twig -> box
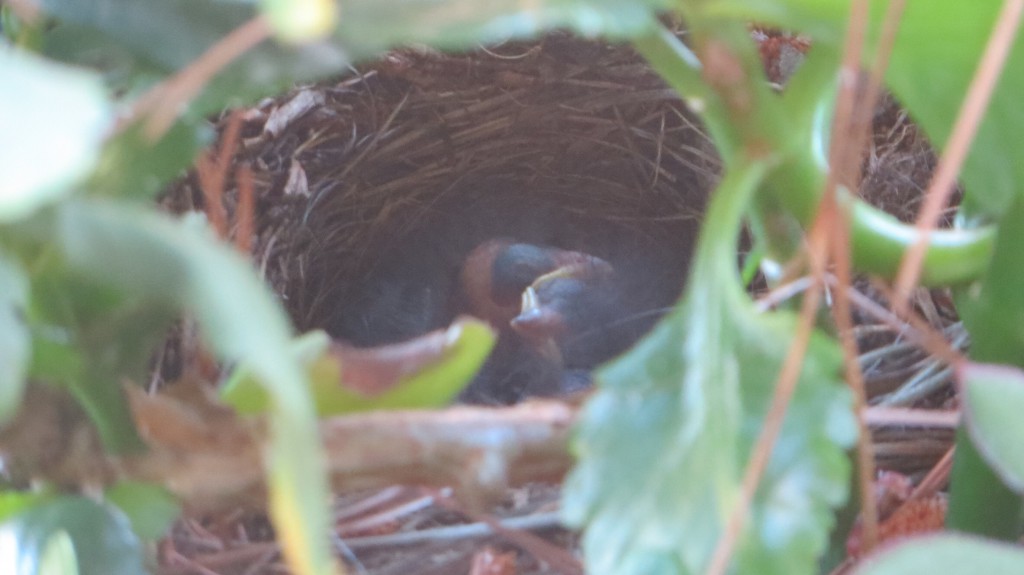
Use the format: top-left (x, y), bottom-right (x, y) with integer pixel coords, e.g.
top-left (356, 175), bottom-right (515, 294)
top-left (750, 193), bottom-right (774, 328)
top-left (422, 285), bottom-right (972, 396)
top-left (336, 492), bottom-right (438, 537)
top-left (909, 446), bottom-right (955, 500)
top-left (433, 491), bottom-right (584, 575)
top-left (235, 164), bottom-right (256, 254)
top-left (194, 155), bottom-right (228, 238)
top-left (868, 280), bottom-right (966, 366)
top-left (129, 16), bottom-right (272, 140)
top-left (864, 407), bottom-right (959, 428)
top-left (118, 393), bottom-right (576, 511)
top-left (159, 511), bottom-right (567, 575)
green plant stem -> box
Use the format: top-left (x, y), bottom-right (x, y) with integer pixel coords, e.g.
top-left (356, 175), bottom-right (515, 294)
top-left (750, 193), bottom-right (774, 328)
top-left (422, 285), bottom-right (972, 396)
top-left (765, 154), bottom-right (996, 286)
top-left (633, 24), bottom-right (995, 286)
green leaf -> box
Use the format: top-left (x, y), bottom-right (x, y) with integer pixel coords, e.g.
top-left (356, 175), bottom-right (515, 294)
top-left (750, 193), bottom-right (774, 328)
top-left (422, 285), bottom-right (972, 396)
top-left (0, 252), bottom-right (31, 424)
top-left (0, 50), bottom-right (110, 223)
top-left (39, 0), bottom-right (349, 117)
top-left (28, 264), bottom-right (170, 453)
top-left (961, 364), bottom-right (1024, 493)
top-left (87, 119), bottom-right (212, 201)
top-left (851, 534), bottom-right (1024, 575)
top-left (222, 320), bottom-right (496, 416)
top-left (334, 0), bottom-right (669, 57)
top-left (105, 481), bottom-right (180, 541)
top-left (53, 199), bottom-right (336, 575)
top-left (884, 1), bottom-right (1024, 219)
top-left (563, 161), bottom-right (855, 575)
top-left (0, 495), bottom-right (146, 575)
top-left (949, 198), bottom-right (1024, 539)
top-left (958, 197), bottom-right (1024, 363)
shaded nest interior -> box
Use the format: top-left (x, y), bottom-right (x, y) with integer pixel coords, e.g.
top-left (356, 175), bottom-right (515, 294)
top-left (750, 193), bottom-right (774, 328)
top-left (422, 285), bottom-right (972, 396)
top-left (167, 34), bottom-right (719, 403)
top-left (160, 32), bottom-right (964, 573)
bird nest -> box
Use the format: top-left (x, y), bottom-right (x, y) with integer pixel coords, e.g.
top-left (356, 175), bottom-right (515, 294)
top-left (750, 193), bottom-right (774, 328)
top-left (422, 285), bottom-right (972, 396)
top-left (166, 33), bottom-right (719, 403)
top-left (161, 30), bottom-right (961, 417)
top-left (156, 31), bottom-right (965, 575)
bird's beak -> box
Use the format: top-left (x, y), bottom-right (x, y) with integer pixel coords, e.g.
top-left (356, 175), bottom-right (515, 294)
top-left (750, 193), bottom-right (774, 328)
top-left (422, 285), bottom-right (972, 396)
top-left (510, 285), bottom-right (565, 364)
top-left (509, 255), bottom-right (615, 364)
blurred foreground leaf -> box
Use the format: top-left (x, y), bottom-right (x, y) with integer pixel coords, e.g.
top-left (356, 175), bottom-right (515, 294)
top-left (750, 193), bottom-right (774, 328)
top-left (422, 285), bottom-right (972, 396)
top-left (105, 481), bottom-right (180, 541)
top-left (28, 266), bottom-right (170, 453)
top-left (39, 0), bottom-right (349, 117)
top-left (335, 0), bottom-right (668, 57)
top-left (564, 162), bottom-right (855, 575)
top-left (961, 364), bottom-right (1024, 493)
top-left (53, 199), bottom-right (336, 575)
top-left (949, 197), bottom-right (1024, 538)
top-left (0, 496), bottom-right (145, 575)
top-left (852, 534), bottom-right (1024, 575)
top-left (0, 253), bottom-right (30, 423)
top-left (88, 119), bottom-right (212, 201)
top-left (0, 50), bottom-right (110, 223)
top-left (959, 197), bottom-right (1024, 364)
top-left (223, 319), bottom-right (496, 416)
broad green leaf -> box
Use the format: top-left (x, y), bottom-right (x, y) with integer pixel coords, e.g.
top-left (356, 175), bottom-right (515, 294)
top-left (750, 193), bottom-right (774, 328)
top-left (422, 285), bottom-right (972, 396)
top-left (334, 0), bottom-right (669, 58)
top-left (958, 197), bottom-right (1024, 364)
top-left (0, 253), bottom-right (30, 423)
top-left (852, 534), bottom-right (1024, 575)
top-left (28, 265), bottom-right (169, 453)
top-left (949, 198), bottom-right (1024, 538)
top-left (564, 162), bottom-right (855, 575)
top-left (39, 0), bottom-right (349, 118)
top-left (961, 364), bottom-right (1024, 493)
top-left (105, 481), bottom-right (180, 541)
top-left (41, 23), bottom-right (168, 96)
top-left (885, 1), bottom-right (1023, 219)
top-left (0, 50), bottom-right (110, 223)
top-left (53, 199), bottom-right (336, 575)
top-left (88, 119), bottom-right (212, 201)
top-left (0, 495), bottom-right (145, 575)
top-left (222, 320), bottom-right (496, 415)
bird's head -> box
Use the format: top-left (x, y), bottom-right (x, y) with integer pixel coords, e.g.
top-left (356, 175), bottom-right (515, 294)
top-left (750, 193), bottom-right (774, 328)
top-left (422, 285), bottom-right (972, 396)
top-left (460, 239), bottom-right (612, 330)
top-left (460, 238), bottom-right (617, 368)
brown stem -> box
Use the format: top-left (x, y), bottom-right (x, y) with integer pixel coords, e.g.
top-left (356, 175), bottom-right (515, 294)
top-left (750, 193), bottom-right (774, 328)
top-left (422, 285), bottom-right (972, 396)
top-left (120, 388), bottom-right (575, 511)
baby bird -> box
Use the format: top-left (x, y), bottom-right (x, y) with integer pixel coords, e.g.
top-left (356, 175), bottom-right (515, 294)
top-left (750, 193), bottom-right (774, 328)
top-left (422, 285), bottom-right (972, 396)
top-left (460, 239), bottom-right (612, 329)
top-left (458, 239), bottom-right (622, 402)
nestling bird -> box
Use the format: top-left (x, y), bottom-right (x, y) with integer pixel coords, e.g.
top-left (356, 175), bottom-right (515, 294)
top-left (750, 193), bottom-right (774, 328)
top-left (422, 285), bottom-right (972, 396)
top-left (331, 233), bottom-right (664, 405)
top-left (457, 238), bottom-right (628, 402)
top-left (460, 238), bottom-right (613, 332)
